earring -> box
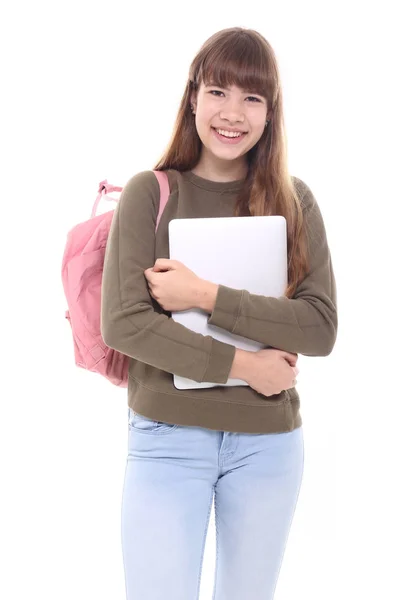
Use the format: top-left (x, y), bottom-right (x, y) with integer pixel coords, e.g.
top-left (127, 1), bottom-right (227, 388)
top-left (191, 104), bottom-right (195, 115)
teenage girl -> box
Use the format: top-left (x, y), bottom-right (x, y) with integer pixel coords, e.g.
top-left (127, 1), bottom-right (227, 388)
top-left (101, 26), bottom-right (337, 600)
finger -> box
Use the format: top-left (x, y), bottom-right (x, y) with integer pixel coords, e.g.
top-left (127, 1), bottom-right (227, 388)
top-left (282, 352), bottom-right (298, 366)
top-left (283, 356), bottom-right (297, 367)
top-left (154, 258), bottom-right (176, 271)
top-left (145, 270), bottom-right (159, 283)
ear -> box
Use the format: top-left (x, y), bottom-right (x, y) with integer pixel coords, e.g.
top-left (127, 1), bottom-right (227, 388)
top-left (190, 91), bottom-right (197, 111)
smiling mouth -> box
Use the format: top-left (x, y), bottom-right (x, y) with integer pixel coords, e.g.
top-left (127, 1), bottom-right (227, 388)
top-left (211, 127), bottom-right (248, 138)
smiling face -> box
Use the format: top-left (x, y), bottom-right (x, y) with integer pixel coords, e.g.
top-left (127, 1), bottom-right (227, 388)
top-left (190, 81), bottom-right (268, 177)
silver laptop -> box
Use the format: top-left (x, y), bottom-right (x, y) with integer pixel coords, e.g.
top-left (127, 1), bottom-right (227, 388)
top-left (168, 216), bottom-right (287, 390)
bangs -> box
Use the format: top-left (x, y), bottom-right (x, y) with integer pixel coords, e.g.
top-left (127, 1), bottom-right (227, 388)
top-left (196, 33), bottom-right (274, 99)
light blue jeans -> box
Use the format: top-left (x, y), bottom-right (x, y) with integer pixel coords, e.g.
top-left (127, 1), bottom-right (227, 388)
top-left (121, 408), bottom-right (304, 600)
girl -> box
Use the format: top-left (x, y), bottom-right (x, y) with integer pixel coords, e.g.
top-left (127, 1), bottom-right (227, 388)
top-left (101, 26), bottom-right (337, 600)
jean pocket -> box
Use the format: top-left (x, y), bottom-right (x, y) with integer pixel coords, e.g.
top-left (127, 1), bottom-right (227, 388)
top-left (128, 408), bottom-right (178, 434)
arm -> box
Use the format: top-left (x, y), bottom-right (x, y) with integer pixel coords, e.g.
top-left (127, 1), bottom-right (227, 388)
top-left (101, 171), bottom-right (236, 383)
top-left (228, 348), bottom-right (254, 381)
top-left (198, 184), bottom-right (337, 357)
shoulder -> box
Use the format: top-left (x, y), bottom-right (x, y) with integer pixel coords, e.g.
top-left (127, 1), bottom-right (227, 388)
top-left (291, 176), bottom-right (329, 245)
top-left (122, 170), bottom-right (161, 197)
top-left (291, 175), bottom-right (326, 236)
top-left (122, 169), bottom-right (176, 202)
top-left (291, 175), bottom-right (317, 213)
top-left (116, 170), bottom-right (165, 217)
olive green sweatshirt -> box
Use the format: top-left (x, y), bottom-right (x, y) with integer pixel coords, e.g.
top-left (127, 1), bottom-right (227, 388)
top-left (101, 169), bottom-right (337, 434)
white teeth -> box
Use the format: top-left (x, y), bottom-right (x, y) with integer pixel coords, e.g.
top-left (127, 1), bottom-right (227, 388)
top-left (215, 128), bottom-right (244, 138)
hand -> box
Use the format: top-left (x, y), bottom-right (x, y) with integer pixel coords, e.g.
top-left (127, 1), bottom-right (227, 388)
top-left (232, 348), bottom-right (299, 397)
top-left (144, 259), bottom-right (203, 312)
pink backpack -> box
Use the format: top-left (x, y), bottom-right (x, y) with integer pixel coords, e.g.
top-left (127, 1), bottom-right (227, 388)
top-left (61, 170), bottom-right (171, 387)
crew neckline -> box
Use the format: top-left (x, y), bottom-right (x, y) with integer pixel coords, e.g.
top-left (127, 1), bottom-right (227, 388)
top-left (180, 170), bottom-right (245, 192)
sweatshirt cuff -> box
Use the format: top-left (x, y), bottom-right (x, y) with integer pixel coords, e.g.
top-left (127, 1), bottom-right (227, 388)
top-left (202, 337), bottom-right (236, 384)
top-left (207, 284), bottom-right (244, 333)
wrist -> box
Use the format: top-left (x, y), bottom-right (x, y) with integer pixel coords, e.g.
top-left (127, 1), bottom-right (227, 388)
top-left (196, 279), bottom-right (219, 313)
top-left (228, 348), bottom-right (253, 381)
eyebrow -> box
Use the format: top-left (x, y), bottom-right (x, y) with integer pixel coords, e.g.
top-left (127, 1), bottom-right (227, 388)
top-left (205, 81), bottom-right (262, 96)
top-left (205, 83), bottom-right (263, 96)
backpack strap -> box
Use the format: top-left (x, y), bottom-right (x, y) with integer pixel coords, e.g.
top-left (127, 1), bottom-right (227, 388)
top-left (91, 172), bottom-right (170, 225)
top-left (153, 170), bottom-right (170, 232)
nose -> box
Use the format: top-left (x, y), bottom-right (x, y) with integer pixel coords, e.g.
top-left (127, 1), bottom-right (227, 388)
top-left (219, 97), bottom-right (245, 124)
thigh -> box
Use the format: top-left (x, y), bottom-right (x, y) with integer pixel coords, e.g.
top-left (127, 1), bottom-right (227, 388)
top-left (121, 409), bottom-right (215, 600)
top-left (213, 426), bottom-right (304, 600)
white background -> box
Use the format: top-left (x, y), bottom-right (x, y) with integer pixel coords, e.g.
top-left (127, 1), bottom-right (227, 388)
top-left (1, 1), bottom-right (399, 598)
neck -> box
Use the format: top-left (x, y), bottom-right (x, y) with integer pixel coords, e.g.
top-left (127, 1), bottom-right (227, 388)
top-left (192, 149), bottom-right (247, 182)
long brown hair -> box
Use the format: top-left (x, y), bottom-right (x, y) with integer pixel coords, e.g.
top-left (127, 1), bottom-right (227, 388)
top-left (153, 27), bottom-right (310, 298)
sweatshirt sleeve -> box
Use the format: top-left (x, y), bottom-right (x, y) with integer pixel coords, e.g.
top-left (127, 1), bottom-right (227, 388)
top-left (206, 182), bottom-right (338, 357)
top-left (100, 170), bottom-right (236, 383)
